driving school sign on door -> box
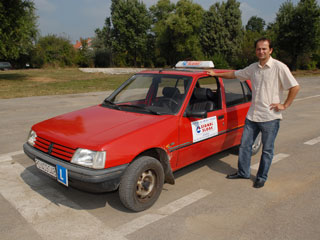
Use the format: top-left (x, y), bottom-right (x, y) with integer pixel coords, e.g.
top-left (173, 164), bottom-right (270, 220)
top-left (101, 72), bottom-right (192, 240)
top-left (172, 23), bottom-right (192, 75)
top-left (191, 116), bottom-right (218, 143)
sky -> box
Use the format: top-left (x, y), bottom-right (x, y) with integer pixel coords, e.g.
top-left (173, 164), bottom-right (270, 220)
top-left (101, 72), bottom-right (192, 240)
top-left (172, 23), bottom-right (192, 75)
top-left (33, 0), bottom-right (317, 43)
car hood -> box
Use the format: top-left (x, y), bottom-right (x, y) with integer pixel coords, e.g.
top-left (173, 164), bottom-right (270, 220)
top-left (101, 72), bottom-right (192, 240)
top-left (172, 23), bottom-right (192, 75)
top-left (33, 105), bottom-right (175, 150)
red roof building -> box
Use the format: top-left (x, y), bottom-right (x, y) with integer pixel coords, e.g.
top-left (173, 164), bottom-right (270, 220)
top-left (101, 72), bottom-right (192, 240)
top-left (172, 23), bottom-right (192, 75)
top-left (73, 38), bottom-right (92, 50)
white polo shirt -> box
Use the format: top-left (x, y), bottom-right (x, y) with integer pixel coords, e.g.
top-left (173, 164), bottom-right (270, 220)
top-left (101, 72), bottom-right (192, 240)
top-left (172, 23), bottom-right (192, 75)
top-left (235, 57), bottom-right (299, 122)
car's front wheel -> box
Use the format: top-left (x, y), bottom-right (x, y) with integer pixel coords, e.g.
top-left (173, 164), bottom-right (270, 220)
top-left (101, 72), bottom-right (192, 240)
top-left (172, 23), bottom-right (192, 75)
top-left (119, 156), bottom-right (164, 212)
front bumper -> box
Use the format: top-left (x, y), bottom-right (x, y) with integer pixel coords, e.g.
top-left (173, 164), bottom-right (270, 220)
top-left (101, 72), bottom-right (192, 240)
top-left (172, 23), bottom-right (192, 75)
top-left (23, 143), bottom-right (128, 193)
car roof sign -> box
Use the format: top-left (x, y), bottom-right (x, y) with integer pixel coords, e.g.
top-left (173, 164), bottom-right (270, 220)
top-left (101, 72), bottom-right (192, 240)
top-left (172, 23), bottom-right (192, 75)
top-left (175, 61), bottom-right (214, 69)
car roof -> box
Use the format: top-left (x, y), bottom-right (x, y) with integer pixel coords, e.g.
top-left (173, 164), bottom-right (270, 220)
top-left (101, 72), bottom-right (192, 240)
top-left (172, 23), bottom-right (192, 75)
top-left (138, 68), bottom-right (234, 77)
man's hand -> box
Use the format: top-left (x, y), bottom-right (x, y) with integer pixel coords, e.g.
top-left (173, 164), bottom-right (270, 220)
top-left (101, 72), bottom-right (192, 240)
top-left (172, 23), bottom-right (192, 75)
top-left (270, 103), bottom-right (286, 112)
top-left (270, 85), bottom-right (300, 112)
top-left (207, 70), bottom-right (216, 76)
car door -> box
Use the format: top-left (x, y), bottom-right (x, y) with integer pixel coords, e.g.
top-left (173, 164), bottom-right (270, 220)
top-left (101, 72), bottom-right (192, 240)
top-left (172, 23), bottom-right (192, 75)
top-left (222, 78), bottom-right (252, 147)
top-left (176, 76), bottom-right (227, 168)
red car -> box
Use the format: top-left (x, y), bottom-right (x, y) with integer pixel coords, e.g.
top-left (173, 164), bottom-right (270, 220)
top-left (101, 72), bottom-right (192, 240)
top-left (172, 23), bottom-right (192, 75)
top-left (24, 61), bottom-right (261, 211)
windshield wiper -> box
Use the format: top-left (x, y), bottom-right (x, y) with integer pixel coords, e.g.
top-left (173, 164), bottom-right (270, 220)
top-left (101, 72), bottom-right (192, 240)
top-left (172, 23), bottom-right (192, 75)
top-left (103, 99), bottom-right (120, 110)
top-left (118, 104), bottom-right (161, 115)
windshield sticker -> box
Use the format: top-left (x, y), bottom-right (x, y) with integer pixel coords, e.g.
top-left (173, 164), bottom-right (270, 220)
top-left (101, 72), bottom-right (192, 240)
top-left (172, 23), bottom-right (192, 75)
top-left (191, 116), bottom-right (218, 143)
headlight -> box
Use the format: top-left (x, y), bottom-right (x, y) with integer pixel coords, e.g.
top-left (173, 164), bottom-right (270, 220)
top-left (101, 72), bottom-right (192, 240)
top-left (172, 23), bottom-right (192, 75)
top-left (27, 130), bottom-right (37, 146)
top-left (71, 149), bottom-right (106, 169)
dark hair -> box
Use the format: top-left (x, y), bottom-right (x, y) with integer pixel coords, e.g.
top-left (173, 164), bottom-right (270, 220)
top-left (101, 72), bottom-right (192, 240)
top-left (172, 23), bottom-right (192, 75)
top-left (254, 37), bottom-right (273, 49)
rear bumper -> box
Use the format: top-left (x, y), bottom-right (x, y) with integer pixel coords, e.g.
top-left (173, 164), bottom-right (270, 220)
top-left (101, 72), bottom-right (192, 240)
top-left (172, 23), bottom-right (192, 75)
top-left (23, 143), bottom-right (128, 193)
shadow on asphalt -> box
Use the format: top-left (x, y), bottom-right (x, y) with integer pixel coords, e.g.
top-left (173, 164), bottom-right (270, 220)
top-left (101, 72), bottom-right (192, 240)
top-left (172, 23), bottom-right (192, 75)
top-left (20, 165), bottom-right (131, 213)
top-left (19, 147), bottom-right (254, 213)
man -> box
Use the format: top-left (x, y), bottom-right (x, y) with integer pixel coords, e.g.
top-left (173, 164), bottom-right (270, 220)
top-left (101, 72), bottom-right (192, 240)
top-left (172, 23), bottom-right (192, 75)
top-left (207, 37), bottom-right (300, 188)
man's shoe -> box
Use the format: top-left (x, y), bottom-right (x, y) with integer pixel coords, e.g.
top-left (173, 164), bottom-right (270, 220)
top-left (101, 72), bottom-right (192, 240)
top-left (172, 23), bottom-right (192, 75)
top-left (253, 179), bottom-right (265, 188)
top-left (226, 172), bottom-right (250, 179)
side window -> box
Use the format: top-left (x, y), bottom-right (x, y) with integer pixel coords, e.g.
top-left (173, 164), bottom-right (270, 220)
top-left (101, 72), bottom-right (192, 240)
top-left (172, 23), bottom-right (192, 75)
top-left (223, 78), bottom-right (251, 107)
top-left (193, 76), bottom-right (222, 110)
top-left (242, 81), bottom-right (252, 101)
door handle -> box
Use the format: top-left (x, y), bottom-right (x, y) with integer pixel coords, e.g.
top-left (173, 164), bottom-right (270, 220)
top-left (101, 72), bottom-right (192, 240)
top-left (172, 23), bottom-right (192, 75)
top-left (218, 115), bottom-right (224, 120)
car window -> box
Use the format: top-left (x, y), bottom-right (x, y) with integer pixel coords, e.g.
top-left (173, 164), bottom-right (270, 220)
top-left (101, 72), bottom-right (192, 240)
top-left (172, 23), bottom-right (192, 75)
top-left (198, 77), bottom-right (218, 90)
top-left (223, 79), bottom-right (251, 107)
top-left (114, 75), bottom-right (152, 103)
top-left (156, 77), bottom-right (188, 98)
top-left (186, 77), bottom-right (222, 112)
top-left (106, 74), bottom-right (192, 115)
top-left (242, 81), bottom-right (252, 101)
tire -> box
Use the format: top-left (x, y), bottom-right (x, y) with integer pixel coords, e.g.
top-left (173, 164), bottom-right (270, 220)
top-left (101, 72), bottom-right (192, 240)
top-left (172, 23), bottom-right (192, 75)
top-left (119, 156), bottom-right (164, 212)
top-left (231, 132), bottom-right (262, 156)
top-left (251, 132), bottom-right (262, 155)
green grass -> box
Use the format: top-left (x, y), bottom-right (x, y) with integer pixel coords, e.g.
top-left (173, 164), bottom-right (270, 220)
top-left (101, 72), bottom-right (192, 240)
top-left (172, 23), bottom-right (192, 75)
top-left (1, 68), bottom-right (319, 99)
top-left (0, 68), bottom-right (131, 99)
top-left (292, 69), bottom-right (320, 77)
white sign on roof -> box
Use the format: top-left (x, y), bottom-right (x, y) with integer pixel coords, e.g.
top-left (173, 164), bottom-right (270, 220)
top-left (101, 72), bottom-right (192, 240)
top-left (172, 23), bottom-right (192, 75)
top-left (175, 61), bottom-right (214, 68)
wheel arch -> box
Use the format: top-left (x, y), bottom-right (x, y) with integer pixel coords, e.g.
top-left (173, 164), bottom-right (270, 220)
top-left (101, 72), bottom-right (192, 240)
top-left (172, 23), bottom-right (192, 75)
top-left (134, 148), bottom-right (175, 185)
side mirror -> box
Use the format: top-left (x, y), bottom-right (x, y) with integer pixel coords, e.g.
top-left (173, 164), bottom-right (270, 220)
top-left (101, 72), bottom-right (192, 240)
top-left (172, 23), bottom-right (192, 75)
top-left (185, 110), bottom-right (207, 118)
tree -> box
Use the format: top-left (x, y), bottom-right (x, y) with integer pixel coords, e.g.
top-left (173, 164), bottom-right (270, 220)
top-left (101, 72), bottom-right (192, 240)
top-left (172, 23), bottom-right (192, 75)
top-left (111, 0), bottom-right (152, 67)
top-left (200, 0), bottom-right (243, 65)
top-left (150, 0), bottom-right (176, 66)
top-left (0, 0), bottom-right (38, 63)
top-left (151, 0), bottom-right (204, 66)
top-left (31, 35), bottom-right (76, 68)
top-left (150, 0), bottom-right (175, 24)
top-left (93, 17), bottom-right (113, 67)
top-left (94, 17), bottom-right (113, 51)
top-left (221, 0), bottom-right (243, 61)
top-left (200, 3), bottom-right (226, 59)
top-left (273, 0), bottom-right (320, 70)
top-left (76, 38), bottom-right (94, 67)
top-left (237, 30), bottom-right (261, 68)
top-left (246, 16), bottom-right (266, 33)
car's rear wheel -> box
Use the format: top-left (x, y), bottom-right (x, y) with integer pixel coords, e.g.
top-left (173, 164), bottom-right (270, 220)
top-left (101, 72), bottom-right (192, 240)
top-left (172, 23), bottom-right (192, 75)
top-left (119, 156), bottom-right (164, 212)
top-left (232, 132), bottom-right (262, 156)
top-left (251, 132), bottom-right (262, 155)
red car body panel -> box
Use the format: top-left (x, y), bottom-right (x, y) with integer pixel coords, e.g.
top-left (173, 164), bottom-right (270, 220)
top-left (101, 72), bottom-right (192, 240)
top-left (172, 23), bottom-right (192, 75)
top-left (33, 105), bottom-right (180, 168)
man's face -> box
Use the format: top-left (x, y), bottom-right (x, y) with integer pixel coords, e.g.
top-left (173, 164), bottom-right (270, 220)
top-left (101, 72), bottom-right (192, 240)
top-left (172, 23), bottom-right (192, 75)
top-left (255, 40), bottom-right (273, 61)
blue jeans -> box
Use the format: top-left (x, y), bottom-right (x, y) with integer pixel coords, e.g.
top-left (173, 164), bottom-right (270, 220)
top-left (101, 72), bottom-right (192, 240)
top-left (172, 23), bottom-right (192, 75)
top-left (238, 118), bottom-right (280, 181)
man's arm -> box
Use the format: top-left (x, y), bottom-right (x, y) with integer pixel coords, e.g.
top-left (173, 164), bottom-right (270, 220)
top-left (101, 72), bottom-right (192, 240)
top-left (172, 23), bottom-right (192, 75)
top-left (207, 70), bottom-right (235, 79)
top-left (270, 85), bottom-right (300, 111)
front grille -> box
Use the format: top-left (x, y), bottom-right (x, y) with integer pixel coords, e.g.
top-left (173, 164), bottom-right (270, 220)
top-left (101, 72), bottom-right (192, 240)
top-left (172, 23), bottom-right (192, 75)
top-left (34, 136), bottom-right (76, 161)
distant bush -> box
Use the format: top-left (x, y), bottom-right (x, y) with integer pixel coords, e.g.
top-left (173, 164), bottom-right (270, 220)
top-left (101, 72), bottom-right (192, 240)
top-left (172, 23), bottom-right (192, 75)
top-left (211, 54), bottom-right (230, 69)
top-left (94, 49), bottom-right (112, 67)
top-left (31, 35), bottom-right (76, 68)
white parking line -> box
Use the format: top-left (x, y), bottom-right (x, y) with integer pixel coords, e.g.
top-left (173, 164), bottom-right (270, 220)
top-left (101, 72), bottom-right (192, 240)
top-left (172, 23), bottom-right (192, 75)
top-left (304, 136), bottom-right (320, 145)
top-left (1, 159), bottom-right (211, 239)
top-left (116, 214), bottom-right (165, 236)
top-left (294, 94), bottom-right (320, 102)
top-left (251, 153), bottom-right (290, 170)
top-left (116, 189), bottom-right (211, 236)
top-left (0, 162), bottom-right (127, 240)
top-left (0, 150), bottom-right (24, 163)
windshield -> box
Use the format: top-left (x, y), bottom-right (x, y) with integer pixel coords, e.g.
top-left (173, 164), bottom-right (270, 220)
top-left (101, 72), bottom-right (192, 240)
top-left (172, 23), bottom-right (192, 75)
top-left (103, 73), bottom-right (192, 115)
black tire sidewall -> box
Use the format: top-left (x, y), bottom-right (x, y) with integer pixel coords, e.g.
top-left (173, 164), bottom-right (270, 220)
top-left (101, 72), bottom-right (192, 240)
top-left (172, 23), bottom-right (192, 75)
top-left (119, 156), bottom-right (164, 212)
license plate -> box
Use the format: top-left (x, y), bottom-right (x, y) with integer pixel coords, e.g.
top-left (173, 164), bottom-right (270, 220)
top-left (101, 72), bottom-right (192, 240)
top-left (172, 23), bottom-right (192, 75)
top-left (35, 159), bottom-right (57, 178)
top-left (57, 164), bottom-right (68, 186)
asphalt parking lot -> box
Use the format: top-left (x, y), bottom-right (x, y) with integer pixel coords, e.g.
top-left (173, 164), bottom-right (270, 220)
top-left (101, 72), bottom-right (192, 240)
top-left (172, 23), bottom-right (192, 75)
top-left (0, 75), bottom-right (320, 240)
